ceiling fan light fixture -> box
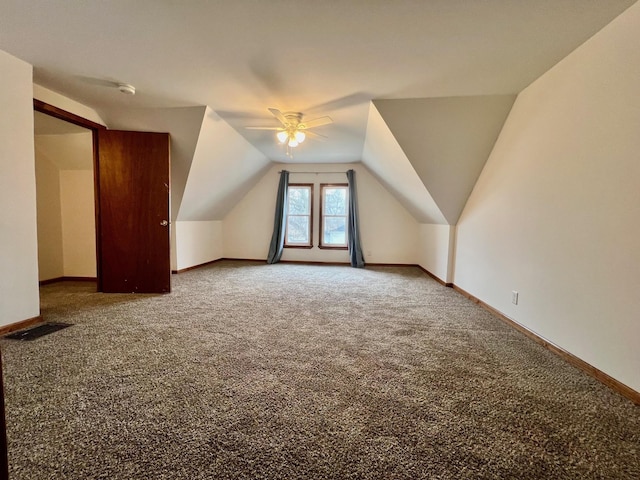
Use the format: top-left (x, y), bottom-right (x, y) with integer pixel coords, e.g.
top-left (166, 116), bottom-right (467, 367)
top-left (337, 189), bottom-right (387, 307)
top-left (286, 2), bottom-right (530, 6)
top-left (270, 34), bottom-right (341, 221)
top-left (248, 108), bottom-right (332, 153)
top-left (117, 83), bottom-right (136, 95)
top-left (276, 131), bottom-right (288, 143)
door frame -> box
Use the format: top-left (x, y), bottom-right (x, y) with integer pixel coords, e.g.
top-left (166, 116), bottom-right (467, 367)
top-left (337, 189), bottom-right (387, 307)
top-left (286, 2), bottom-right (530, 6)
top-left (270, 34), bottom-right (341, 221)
top-left (33, 99), bottom-right (107, 290)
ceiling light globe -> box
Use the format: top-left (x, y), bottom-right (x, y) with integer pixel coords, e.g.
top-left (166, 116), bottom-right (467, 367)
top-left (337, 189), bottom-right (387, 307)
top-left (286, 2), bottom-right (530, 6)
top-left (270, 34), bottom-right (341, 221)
top-left (117, 83), bottom-right (136, 95)
top-left (276, 131), bottom-right (288, 143)
top-left (295, 131), bottom-right (306, 143)
top-left (288, 139), bottom-right (299, 147)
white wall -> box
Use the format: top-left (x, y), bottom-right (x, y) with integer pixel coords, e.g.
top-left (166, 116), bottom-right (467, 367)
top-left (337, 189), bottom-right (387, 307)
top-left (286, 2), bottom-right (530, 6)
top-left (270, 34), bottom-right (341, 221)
top-left (35, 133), bottom-right (96, 280)
top-left (33, 84), bottom-right (105, 126)
top-left (174, 220), bottom-right (224, 271)
top-left (417, 224), bottom-right (455, 284)
top-left (223, 163), bottom-right (419, 264)
top-left (35, 152), bottom-right (64, 281)
top-left (60, 170), bottom-right (96, 277)
top-left (455, 3), bottom-right (640, 392)
top-left (0, 50), bottom-right (40, 326)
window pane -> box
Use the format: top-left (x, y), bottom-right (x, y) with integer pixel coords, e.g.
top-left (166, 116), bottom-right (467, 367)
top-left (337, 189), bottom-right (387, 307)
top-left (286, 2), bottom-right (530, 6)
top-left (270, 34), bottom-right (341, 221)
top-left (323, 217), bottom-right (346, 245)
top-left (285, 184), bottom-right (312, 247)
top-left (288, 187), bottom-right (310, 215)
top-left (323, 188), bottom-right (347, 215)
top-left (287, 216), bottom-right (310, 244)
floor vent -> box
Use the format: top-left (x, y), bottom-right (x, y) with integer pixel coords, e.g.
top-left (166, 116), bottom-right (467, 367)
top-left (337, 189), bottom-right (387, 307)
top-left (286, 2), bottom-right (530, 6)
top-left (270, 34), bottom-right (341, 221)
top-left (5, 323), bottom-right (72, 341)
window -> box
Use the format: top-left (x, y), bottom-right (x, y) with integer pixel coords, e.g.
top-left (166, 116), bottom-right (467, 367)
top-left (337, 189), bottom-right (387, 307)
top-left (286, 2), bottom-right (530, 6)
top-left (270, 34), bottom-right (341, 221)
top-left (320, 184), bottom-right (348, 249)
top-left (285, 184), bottom-right (313, 248)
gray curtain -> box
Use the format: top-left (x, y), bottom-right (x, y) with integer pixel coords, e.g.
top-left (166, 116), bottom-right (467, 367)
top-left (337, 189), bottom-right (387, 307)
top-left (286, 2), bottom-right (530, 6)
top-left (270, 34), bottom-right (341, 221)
top-left (346, 169), bottom-right (365, 268)
top-left (266, 170), bottom-right (289, 264)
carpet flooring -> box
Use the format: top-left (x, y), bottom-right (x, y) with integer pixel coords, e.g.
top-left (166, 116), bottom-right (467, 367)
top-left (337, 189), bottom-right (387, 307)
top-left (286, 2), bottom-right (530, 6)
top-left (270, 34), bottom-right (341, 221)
top-left (2, 261), bottom-right (638, 479)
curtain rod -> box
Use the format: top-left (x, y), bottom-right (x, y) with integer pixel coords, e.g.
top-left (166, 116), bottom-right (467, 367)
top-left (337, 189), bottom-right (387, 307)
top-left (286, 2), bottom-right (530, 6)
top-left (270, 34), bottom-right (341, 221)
top-left (278, 171), bottom-right (346, 174)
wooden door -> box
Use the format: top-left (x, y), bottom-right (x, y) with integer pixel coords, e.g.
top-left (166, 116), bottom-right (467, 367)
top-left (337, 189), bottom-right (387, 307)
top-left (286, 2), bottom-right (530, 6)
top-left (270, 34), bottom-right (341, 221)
top-left (97, 130), bottom-right (171, 293)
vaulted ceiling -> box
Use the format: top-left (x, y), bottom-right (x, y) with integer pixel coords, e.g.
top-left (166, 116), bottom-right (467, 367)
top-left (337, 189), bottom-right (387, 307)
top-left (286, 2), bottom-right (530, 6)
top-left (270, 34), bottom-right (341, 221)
top-left (3, 0), bottom-right (636, 224)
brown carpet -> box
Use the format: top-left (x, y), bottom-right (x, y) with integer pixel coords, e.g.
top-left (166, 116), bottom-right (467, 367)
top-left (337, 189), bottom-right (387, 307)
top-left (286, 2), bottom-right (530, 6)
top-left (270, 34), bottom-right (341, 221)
top-left (2, 261), bottom-right (639, 479)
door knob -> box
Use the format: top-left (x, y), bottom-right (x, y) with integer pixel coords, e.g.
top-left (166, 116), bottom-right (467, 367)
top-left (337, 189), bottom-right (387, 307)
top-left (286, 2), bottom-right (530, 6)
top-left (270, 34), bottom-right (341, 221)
top-left (160, 220), bottom-right (168, 226)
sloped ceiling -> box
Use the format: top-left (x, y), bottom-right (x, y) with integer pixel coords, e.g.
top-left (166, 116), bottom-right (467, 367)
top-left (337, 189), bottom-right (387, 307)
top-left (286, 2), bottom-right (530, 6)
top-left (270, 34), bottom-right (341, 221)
top-left (177, 108), bottom-right (271, 221)
top-left (1, 0), bottom-right (635, 163)
top-left (34, 132), bottom-right (93, 171)
top-left (374, 96), bottom-right (516, 224)
top-left (361, 103), bottom-right (447, 225)
top-left (34, 112), bottom-right (94, 170)
top-left (3, 1), bottom-right (637, 223)
top-left (34, 111), bottom-right (89, 135)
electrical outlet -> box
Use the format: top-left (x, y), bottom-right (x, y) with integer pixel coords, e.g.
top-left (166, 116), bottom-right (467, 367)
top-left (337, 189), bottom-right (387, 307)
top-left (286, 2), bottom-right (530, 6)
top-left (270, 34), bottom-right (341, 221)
top-left (512, 291), bottom-right (519, 305)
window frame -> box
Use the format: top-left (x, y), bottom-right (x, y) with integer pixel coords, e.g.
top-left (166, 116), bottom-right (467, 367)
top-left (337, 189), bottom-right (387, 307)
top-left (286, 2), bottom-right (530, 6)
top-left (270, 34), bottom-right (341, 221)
top-left (284, 183), bottom-right (314, 249)
top-left (319, 183), bottom-right (349, 250)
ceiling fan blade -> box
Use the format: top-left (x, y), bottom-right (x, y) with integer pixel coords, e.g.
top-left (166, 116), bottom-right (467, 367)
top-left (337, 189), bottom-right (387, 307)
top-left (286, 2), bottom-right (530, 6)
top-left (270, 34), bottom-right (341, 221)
top-left (245, 126), bottom-right (283, 130)
top-left (300, 116), bottom-right (333, 129)
top-left (305, 130), bottom-right (327, 139)
top-left (268, 108), bottom-right (288, 127)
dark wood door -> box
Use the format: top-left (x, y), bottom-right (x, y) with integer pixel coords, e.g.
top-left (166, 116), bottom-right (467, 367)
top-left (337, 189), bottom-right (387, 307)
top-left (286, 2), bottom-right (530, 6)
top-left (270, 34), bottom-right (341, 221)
top-left (97, 130), bottom-right (171, 293)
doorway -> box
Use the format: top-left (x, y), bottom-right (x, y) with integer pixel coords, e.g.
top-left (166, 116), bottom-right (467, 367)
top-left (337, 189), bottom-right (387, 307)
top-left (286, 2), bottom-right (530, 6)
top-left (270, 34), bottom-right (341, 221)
top-left (34, 110), bottom-right (96, 285)
top-left (33, 100), bottom-right (172, 294)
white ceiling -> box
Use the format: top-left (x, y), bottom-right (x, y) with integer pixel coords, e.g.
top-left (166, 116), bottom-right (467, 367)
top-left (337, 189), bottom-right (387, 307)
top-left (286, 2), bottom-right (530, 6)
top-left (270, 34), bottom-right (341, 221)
top-left (1, 0), bottom-right (636, 163)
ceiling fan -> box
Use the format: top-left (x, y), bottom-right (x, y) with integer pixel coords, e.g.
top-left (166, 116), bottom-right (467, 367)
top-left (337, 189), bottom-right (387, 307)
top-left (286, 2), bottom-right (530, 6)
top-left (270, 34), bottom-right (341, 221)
top-left (246, 108), bottom-right (333, 157)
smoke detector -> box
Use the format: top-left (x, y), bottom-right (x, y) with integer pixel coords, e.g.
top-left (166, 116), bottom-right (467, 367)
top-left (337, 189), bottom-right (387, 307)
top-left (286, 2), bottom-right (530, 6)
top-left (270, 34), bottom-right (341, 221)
top-left (117, 83), bottom-right (136, 95)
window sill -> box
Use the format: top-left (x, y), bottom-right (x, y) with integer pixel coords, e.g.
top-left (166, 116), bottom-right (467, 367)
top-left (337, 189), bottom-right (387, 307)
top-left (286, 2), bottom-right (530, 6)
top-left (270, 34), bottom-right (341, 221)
top-left (318, 245), bottom-right (348, 250)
